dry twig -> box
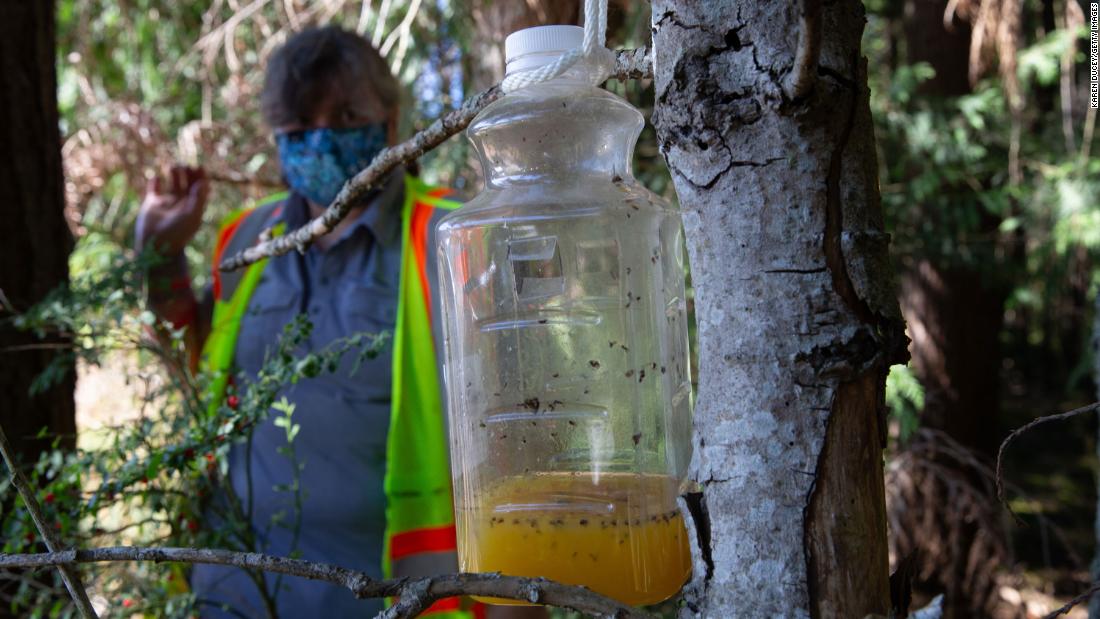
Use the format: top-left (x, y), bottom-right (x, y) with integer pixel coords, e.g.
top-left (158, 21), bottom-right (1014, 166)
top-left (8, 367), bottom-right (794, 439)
top-left (0, 546), bottom-right (647, 619)
top-left (1042, 580), bottom-right (1100, 618)
top-left (994, 401), bottom-right (1100, 520)
top-left (0, 426), bottom-right (98, 619)
top-left (218, 47), bottom-right (653, 272)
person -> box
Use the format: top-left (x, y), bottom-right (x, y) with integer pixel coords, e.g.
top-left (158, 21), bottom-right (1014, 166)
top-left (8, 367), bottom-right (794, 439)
top-left (136, 26), bottom-right (532, 618)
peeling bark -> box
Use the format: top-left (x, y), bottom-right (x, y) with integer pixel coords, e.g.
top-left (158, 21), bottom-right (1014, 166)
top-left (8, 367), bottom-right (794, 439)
top-left (651, 1), bottom-right (906, 615)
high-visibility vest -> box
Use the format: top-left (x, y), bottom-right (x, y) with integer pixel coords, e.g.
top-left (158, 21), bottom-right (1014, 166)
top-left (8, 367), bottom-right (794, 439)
top-left (201, 175), bottom-right (468, 617)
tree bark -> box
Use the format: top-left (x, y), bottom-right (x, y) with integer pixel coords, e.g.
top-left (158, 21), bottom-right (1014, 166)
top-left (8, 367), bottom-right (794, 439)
top-left (1091, 293), bottom-right (1100, 619)
top-left (0, 0), bottom-right (75, 481)
top-left (0, 0), bottom-right (75, 613)
top-left (652, 1), bottom-right (906, 616)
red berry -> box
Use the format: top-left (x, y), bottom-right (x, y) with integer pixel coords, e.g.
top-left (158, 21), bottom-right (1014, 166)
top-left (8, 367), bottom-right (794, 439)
top-left (24, 532), bottom-right (34, 544)
top-left (44, 492), bottom-right (55, 504)
top-left (183, 448), bottom-right (195, 460)
top-left (227, 395), bottom-right (240, 409)
top-left (122, 598), bottom-right (133, 608)
top-left (205, 453), bottom-right (215, 462)
top-left (187, 520), bottom-right (199, 532)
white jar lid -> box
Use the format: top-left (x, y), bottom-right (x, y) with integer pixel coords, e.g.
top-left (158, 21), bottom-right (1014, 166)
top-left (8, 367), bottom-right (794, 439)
top-left (505, 25), bottom-right (583, 76)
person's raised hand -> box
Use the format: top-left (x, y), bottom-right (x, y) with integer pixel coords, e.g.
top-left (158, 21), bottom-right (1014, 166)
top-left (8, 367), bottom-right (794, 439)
top-left (135, 166), bottom-right (209, 257)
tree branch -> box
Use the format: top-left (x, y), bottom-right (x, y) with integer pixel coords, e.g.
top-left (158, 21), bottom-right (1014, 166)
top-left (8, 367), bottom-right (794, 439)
top-left (0, 425), bottom-right (99, 619)
top-left (994, 401), bottom-right (1100, 521)
top-left (218, 48), bottom-right (654, 272)
top-left (0, 546), bottom-right (649, 619)
top-left (1042, 580), bottom-right (1100, 618)
top-left (782, 0), bottom-right (823, 100)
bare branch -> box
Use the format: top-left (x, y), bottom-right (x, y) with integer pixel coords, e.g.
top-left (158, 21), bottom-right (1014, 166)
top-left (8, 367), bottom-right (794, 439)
top-left (1042, 580), bottom-right (1100, 618)
top-left (0, 425), bottom-right (99, 619)
top-left (613, 46), bottom-right (652, 81)
top-left (994, 401), bottom-right (1100, 520)
top-left (0, 546), bottom-right (649, 619)
top-left (218, 48), bottom-right (654, 272)
top-left (782, 0), bottom-right (823, 100)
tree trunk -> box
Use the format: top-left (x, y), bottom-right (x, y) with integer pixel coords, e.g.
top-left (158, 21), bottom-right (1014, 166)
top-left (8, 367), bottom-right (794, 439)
top-left (652, 1), bottom-right (906, 615)
top-left (0, 1), bottom-right (74, 612)
top-left (0, 0), bottom-right (75, 469)
top-left (900, 0), bottom-right (1006, 460)
top-left (900, 261), bottom-right (1006, 456)
top-left (1092, 293), bottom-right (1100, 619)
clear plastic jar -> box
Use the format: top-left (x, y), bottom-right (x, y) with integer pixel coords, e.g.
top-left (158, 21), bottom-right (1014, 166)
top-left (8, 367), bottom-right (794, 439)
top-left (436, 26), bottom-right (692, 605)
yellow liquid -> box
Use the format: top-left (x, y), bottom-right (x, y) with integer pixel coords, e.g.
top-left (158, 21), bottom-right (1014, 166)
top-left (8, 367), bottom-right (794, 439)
top-left (459, 473), bottom-right (691, 606)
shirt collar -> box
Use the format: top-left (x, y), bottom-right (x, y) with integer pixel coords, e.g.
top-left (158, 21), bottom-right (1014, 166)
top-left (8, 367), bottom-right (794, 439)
top-left (281, 169), bottom-right (405, 249)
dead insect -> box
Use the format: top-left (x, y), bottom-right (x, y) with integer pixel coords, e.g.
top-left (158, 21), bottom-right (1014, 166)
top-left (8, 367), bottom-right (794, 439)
top-left (632, 432), bottom-right (642, 445)
top-left (524, 397), bottom-right (540, 411)
top-left (639, 369), bottom-right (646, 383)
top-left (589, 360), bottom-right (600, 369)
top-left (625, 370), bottom-right (635, 378)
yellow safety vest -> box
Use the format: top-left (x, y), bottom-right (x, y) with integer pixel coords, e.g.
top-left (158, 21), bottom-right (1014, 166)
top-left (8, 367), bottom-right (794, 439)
top-left (201, 175), bottom-right (469, 617)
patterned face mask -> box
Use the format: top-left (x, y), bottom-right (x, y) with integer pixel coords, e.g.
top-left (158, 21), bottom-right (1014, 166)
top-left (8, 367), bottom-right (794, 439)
top-left (275, 124), bottom-right (388, 206)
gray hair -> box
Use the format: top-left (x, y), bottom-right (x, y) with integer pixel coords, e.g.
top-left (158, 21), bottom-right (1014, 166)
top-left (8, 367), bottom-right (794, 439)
top-left (261, 26), bottom-right (399, 127)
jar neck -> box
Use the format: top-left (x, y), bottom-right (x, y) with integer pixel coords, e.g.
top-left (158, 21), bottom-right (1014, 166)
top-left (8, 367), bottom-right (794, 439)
top-left (467, 79), bottom-right (644, 189)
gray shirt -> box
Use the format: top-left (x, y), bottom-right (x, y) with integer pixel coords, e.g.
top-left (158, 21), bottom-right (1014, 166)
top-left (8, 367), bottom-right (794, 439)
top-left (192, 174), bottom-right (408, 618)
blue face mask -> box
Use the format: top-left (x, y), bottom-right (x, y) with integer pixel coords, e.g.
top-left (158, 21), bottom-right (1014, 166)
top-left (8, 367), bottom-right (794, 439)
top-left (275, 124), bottom-right (388, 206)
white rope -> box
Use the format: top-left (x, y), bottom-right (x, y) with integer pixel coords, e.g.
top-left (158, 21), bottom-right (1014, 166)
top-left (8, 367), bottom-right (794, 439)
top-left (500, 0), bottom-right (612, 93)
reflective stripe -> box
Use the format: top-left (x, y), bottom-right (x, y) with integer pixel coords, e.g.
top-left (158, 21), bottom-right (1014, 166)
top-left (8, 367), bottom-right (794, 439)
top-left (391, 550), bottom-right (460, 581)
top-left (390, 524), bottom-right (457, 560)
top-left (410, 200), bottom-right (435, 324)
top-left (211, 213), bottom-right (247, 300)
top-left (423, 598), bottom-right (462, 614)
